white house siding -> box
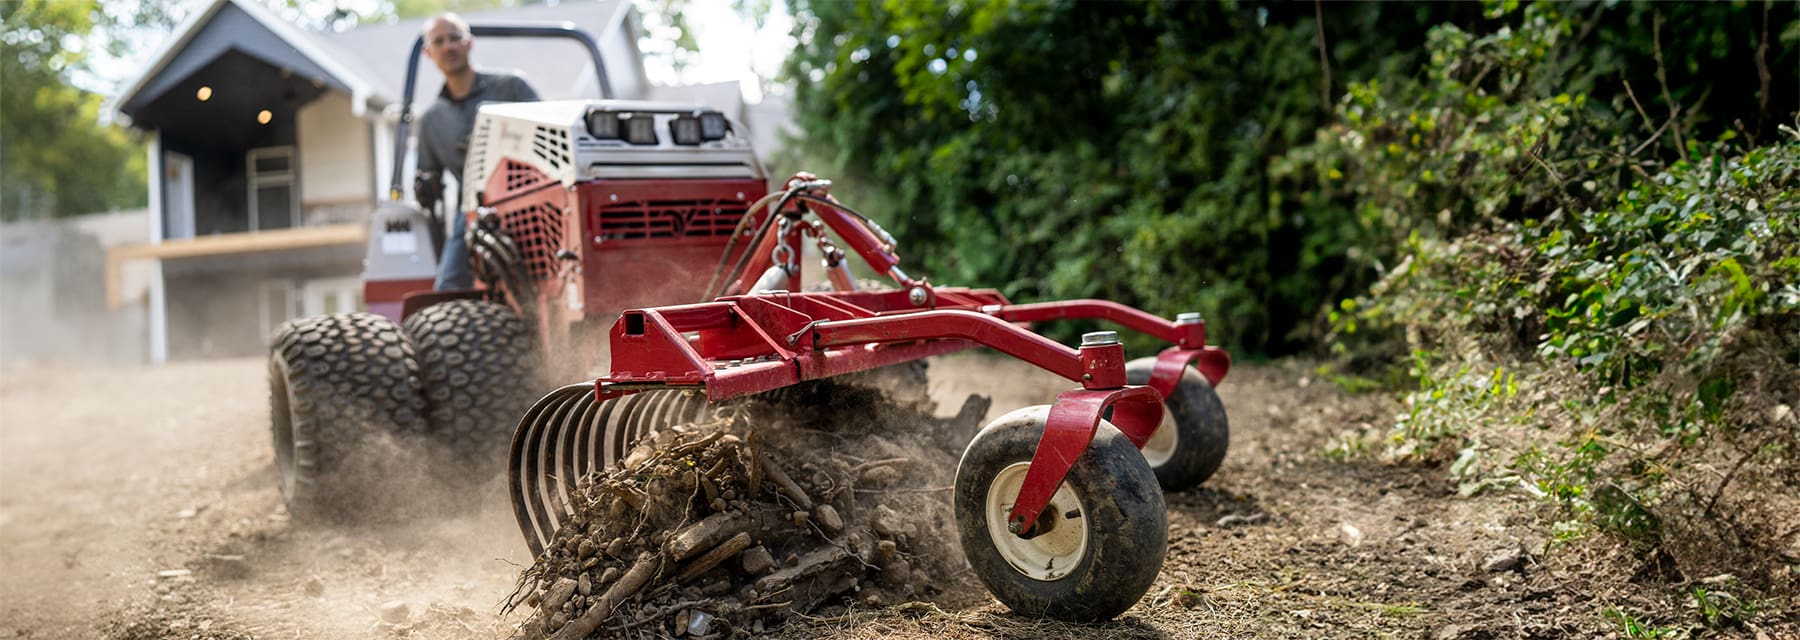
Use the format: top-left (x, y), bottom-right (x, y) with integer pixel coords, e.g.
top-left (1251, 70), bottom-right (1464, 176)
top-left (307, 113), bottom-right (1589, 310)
top-left (297, 91), bottom-right (374, 226)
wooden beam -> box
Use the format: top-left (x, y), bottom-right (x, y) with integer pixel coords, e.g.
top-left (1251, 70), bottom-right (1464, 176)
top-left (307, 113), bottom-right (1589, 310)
top-left (107, 223), bottom-right (366, 308)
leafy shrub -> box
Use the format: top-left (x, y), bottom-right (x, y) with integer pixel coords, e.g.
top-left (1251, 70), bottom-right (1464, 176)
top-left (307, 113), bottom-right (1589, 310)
top-left (1286, 0), bottom-right (1800, 625)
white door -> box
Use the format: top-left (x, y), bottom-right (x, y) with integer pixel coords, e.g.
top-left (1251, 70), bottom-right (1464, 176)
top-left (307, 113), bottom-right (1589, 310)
top-left (165, 152), bottom-right (195, 239)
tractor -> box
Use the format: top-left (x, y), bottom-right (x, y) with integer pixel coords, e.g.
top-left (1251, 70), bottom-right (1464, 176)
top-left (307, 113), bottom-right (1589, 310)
top-left (268, 25), bottom-right (769, 519)
top-left (267, 24), bottom-right (1232, 622)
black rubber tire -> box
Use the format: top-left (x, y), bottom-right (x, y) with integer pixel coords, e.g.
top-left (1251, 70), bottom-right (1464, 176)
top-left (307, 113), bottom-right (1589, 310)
top-left (1125, 356), bottom-right (1229, 491)
top-left (954, 405), bottom-right (1167, 622)
top-left (403, 299), bottom-right (543, 478)
top-left (268, 313), bottom-right (429, 522)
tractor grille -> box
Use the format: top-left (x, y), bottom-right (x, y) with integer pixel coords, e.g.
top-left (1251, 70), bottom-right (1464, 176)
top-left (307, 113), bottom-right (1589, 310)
top-left (497, 201), bottom-right (565, 280)
top-left (494, 158), bottom-right (559, 202)
top-left (594, 199), bottom-right (746, 241)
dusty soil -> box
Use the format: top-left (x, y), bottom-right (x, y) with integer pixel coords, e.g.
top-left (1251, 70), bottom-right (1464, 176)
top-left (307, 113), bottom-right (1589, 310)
top-left (2, 353), bottom-right (1789, 638)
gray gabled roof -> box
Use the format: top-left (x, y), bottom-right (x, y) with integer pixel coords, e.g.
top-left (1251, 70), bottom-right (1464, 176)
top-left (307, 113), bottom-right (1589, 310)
top-left (110, 0), bottom-right (651, 127)
top-left (110, 0), bottom-right (384, 124)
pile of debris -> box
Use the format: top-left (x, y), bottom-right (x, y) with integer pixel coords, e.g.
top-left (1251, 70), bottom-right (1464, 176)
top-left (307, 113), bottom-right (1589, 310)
top-left (504, 381), bottom-right (989, 639)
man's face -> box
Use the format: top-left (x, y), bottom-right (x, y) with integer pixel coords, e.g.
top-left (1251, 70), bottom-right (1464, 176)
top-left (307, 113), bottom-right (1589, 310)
top-left (424, 19), bottom-right (472, 76)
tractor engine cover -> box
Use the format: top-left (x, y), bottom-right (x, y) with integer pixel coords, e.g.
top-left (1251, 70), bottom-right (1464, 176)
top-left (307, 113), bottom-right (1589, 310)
top-left (462, 100), bottom-right (772, 327)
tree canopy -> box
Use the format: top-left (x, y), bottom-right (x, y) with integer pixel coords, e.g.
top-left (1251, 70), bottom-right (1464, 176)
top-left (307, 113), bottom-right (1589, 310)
top-left (0, 0), bottom-right (172, 220)
top-left (780, 0), bottom-right (1797, 356)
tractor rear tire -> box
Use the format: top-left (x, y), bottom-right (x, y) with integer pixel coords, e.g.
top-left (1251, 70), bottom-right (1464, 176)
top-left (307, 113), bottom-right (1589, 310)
top-left (268, 313), bottom-right (430, 523)
top-left (1126, 356), bottom-right (1229, 491)
top-left (404, 299), bottom-right (543, 481)
top-left (954, 405), bottom-right (1167, 622)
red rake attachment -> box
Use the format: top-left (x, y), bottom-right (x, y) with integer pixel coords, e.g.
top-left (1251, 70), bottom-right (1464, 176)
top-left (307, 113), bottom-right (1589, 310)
top-left (507, 175), bottom-right (1231, 622)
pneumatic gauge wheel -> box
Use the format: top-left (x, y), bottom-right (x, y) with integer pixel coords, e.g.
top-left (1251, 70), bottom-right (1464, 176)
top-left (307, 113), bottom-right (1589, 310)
top-left (953, 405), bottom-right (1167, 622)
top-left (1125, 357), bottom-right (1229, 491)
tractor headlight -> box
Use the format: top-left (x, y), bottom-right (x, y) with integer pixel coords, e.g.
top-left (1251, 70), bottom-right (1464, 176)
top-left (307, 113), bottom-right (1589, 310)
top-left (669, 115), bottom-right (703, 145)
top-left (621, 114), bottom-right (658, 145)
top-left (700, 112), bottom-right (728, 141)
top-left (585, 109), bottom-right (620, 139)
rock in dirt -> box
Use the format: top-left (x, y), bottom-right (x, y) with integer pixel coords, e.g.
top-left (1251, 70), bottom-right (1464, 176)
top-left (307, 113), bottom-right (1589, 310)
top-left (302, 577), bottom-right (324, 598)
top-left (1482, 548), bottom-right (1526, 573)
top-left (204, 554), bottom-right (249, 580)
top-left (815, 504), bottom-right (844, 535)
top-left (741, 545), bottom-right (775, 575)
top-left (377, 601), bottom-right (409, 624)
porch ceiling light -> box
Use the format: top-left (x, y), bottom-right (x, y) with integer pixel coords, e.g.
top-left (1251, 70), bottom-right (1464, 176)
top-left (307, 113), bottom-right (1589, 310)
top-left (196, 86), bottom-right (213, 101)
top-left (257, 110), bottom-right (272, 125)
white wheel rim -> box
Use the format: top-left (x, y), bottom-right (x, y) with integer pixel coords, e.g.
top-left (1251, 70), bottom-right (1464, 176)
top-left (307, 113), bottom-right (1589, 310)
top-left (1140, 408), bottom-right (1178, 469)
top-left (985, 462), bottom-right (1089, 581)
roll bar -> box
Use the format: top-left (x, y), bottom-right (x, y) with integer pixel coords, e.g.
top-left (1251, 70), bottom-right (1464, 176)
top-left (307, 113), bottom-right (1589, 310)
top-left (387, 23), bottom-right (613, 200)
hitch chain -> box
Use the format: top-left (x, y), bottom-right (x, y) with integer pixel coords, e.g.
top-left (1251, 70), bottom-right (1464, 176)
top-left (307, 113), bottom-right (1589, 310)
top-left (770, 217), bottom-right (801, 275)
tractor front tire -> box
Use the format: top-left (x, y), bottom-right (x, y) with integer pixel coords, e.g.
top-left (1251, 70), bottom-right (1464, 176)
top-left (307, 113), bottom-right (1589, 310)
top-left (954, 405), bottom-right (1167, 622)
top-left (268, 313), bottom-right (429, 522)
top-left (404, 300), bottom-right (543, 480)
top-left (1126, 357), bottom-right (1229, 491)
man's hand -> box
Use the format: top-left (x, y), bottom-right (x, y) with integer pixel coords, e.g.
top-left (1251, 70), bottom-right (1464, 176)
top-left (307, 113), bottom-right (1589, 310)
top-left (415, 170), bottom-right (443, 211)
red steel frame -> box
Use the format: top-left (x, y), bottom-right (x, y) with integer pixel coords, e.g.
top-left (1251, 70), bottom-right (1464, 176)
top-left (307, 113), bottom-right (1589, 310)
top-left (588, 176), bottom-right (1232, 536)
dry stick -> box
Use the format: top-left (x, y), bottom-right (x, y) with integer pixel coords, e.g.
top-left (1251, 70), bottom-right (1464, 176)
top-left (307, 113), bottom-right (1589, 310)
top-left (1753, 0), bottom-right (1771, 142)
top-left (1314, 0), bottom-right (1332, 109)
top-left (741, 600), bottom-right (796, 613)
top-left (665, 511), bottom-right (747, 561)
top-left (760, 455), bottom-right (814, 510)
top-left (1630, 114), bottom-right (1677, 158)
top-left (847, 457), bottom-right (912, 475)
top-left (548, 552), bottom-right (663, 640)
top-left (1621, 79), bottom-right (1657, 134)
top-left (744, 431), bottom-right (764, 499)
top-left (677, 531), bottom-right (753, 583)
top-left (1651, 11), bottom-right (1688, 163)
top-left (1703, 430), bottom-right (1783, 515)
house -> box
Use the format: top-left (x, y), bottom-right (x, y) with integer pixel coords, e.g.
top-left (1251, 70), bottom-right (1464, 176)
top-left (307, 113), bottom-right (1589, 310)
top-left (106, 0), bottom-right (776, 363)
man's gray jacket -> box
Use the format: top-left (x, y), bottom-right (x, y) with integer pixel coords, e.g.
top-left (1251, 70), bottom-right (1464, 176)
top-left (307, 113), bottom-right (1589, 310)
top-left (417, 70), bottom-right (540, 184)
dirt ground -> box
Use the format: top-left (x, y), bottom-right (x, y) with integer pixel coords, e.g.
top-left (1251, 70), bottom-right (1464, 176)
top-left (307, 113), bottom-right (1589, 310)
top-left (1, 353), bottom-right (1782, 638)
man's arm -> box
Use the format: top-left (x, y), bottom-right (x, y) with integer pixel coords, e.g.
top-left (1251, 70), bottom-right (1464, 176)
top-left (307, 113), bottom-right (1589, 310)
top-left (414, 111), bottom-right (444, 210)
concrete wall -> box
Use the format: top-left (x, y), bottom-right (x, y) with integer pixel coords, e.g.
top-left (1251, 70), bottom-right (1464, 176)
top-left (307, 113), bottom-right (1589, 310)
top-left (0, 212), bottom-right (151, 364)
top-left (297, 90), bottom-right (374, 226)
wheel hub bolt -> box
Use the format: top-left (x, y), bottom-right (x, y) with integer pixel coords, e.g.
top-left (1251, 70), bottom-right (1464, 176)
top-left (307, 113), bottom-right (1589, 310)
top-left (1081, 331), bottom-right (1120, 347)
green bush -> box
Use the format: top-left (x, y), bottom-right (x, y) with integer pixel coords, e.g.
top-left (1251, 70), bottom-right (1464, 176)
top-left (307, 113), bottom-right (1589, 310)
top-left (1285, 0), bottom-right (1799, 625)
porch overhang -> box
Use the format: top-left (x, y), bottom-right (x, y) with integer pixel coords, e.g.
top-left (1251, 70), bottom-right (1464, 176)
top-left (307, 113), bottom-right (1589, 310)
top-left (107, 223), bottom-right (366, 308)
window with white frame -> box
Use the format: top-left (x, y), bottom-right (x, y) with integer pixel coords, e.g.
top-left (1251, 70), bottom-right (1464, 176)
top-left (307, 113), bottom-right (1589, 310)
top-left (247, 146), bottom-right (299, 231)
